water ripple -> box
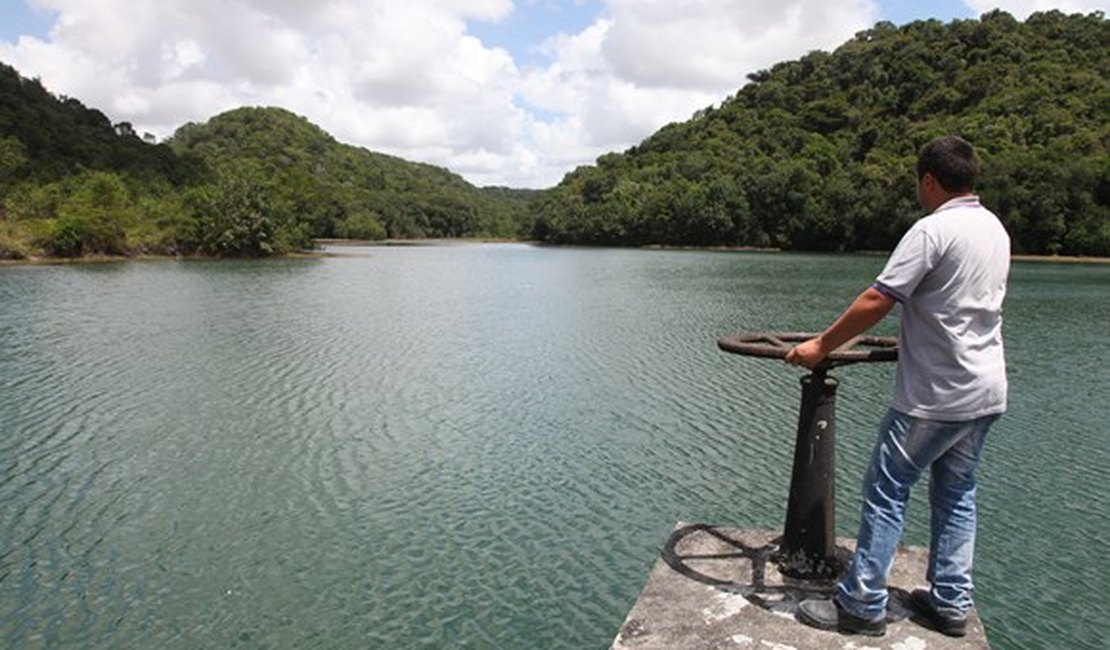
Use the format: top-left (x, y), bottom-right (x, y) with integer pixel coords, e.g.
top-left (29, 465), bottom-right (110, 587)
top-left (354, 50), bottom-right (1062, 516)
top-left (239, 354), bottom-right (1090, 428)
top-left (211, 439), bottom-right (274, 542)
top-left (0, 251), bottom-right (1106, 649)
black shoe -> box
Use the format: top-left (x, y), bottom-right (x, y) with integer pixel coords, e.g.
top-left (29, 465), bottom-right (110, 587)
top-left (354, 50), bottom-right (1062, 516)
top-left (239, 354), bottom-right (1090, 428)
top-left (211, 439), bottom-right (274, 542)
top-left (910, 589), bottom-right (968, 637)
top-left (797, 598), bottom-right (886, 636)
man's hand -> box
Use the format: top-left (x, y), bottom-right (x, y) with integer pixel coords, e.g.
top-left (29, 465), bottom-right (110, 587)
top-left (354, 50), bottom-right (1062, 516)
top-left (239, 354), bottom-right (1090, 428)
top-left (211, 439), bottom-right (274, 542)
top-left (785, 337), bottom-right (829, 369)
top-left (785, 287), bottom-right (896, 370)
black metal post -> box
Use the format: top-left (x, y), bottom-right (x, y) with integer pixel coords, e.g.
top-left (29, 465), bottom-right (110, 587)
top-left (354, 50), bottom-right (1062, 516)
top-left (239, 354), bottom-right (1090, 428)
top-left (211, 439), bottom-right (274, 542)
top-left (775, 369), bottom-right (842, 579)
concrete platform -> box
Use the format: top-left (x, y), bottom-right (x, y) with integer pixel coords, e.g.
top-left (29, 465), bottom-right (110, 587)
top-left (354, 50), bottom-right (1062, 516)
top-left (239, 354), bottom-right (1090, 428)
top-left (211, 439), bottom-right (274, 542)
top-left (611, 524), bottom-right (989, 650)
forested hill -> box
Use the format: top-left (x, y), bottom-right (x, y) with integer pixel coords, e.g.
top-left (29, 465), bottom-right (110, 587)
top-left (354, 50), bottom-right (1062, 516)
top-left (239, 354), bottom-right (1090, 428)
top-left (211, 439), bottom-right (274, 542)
top-left (169, 108), bottom-right (534, 241)
top-left (0, 64), bottom-right (531, 259)
top-left (532, 10), bottom-right (1109, 256)
top-left (0, 64), bottom-right (206, 187)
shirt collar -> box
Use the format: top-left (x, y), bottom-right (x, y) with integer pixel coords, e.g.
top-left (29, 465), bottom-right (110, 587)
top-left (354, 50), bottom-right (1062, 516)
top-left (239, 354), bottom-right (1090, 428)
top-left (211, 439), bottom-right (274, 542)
top-left (933, 194), bottom-right (981, 213)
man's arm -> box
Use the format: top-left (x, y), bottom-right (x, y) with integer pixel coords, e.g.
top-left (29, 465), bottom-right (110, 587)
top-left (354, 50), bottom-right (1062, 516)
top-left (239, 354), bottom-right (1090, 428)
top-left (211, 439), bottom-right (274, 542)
top-left (785, 286), bottom-right (896, 369)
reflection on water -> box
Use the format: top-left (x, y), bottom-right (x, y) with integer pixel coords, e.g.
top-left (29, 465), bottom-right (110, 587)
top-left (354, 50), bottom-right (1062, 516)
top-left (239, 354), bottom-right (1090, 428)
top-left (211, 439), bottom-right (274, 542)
top-left (1, 246), bottom-right (1106, 649)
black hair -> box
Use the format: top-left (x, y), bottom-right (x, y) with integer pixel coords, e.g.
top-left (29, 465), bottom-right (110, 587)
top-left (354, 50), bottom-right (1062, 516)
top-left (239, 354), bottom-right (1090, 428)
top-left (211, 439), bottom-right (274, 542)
top-left (916, 136), bottom-right (979, 192)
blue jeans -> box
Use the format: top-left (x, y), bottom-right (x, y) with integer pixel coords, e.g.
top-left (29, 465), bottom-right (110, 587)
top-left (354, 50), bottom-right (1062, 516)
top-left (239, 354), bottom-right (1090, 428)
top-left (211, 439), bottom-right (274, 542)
top-left (835, 408), bottom-right (999, 621)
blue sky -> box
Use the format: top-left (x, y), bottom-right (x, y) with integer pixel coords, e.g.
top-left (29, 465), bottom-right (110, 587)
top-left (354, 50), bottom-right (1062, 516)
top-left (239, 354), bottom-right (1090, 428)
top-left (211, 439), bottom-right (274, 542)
top-left (1, 1), bottom-right (1103, 187)
top-left (468, 1), bottom-right (609, 67)
top-left (879, 0), bottom-right (976, 25)
top-left (0, 2), bottom-right (52, 43)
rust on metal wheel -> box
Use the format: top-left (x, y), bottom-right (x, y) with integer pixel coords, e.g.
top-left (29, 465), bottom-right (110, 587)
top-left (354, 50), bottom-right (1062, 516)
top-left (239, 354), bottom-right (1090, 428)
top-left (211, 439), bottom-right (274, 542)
top-left (717, 332), bottom-right (898, 368)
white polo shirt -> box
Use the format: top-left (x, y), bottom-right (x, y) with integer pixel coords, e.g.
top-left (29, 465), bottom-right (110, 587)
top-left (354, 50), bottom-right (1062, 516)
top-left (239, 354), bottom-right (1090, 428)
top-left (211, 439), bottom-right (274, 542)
top-left (873, 195), bottom-right (1010, 420)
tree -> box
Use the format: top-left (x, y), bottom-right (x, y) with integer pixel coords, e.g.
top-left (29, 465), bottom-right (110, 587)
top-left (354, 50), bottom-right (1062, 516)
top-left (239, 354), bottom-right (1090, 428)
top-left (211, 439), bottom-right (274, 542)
top-left (0, 136), bottom-right (28, 192)
top-left (336, 209), bottom-right (387, 241)
top-left (187, 164), bottom-right (277, 257)
top-left (51, 171), bottom-right (135, 255)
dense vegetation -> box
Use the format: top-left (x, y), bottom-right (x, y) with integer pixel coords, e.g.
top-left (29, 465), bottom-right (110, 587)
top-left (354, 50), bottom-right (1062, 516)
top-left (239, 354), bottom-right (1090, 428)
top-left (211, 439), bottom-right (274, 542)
top-left (533, 10), bottom-right (1109, 255)
top-left (0, 66), bottom-right (533, 259)
top-left (169, 108), bottom-right (535, 244)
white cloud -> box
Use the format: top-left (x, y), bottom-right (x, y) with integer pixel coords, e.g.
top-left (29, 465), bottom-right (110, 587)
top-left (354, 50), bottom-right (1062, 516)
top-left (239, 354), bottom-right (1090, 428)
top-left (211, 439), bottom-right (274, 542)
top-left (3, 0), bottom-right (888, 188)
top-left (602, 0), bottom-right (875, 90)
top-left (963, 1), bottom-right (1108, 19)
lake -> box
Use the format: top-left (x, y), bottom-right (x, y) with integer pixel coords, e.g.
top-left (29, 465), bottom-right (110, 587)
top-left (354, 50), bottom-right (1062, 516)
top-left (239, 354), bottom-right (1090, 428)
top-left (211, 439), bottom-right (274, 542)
top-left (1, 244), bottom-right (1107, 649)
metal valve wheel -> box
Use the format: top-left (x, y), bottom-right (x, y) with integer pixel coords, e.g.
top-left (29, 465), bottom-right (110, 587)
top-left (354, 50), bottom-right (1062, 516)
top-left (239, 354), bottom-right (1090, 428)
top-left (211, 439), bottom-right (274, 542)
top-left (717, 331), bottom-right (898, 369)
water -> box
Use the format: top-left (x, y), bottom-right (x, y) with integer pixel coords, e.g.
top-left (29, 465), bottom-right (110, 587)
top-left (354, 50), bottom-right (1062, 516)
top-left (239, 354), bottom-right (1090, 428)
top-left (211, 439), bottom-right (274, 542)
top-left (0, 245), bottom-right (1106, 649)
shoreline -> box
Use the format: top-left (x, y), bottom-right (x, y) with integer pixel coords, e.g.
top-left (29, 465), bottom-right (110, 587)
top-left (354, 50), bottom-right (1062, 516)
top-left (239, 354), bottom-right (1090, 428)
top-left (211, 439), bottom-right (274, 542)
top-left (315, 237), bottom-right (526, 247)
top-left (2, 241), bottom-right (1108, 266)
top-left (1009, 253), bottom-right (1110, 264)
top-left (0, 250), bottom-right (335, 267)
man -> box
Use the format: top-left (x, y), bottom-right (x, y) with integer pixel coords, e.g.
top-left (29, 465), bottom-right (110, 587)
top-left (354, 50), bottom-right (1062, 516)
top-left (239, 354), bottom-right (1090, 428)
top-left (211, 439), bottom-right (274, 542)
top-left (785, 136), bottom-right (1010, 637)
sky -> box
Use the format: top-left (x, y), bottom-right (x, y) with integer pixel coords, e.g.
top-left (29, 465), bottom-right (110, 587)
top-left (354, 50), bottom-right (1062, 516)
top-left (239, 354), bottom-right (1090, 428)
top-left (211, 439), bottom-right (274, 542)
top-left (1, 1), bottom-right (1106, 188)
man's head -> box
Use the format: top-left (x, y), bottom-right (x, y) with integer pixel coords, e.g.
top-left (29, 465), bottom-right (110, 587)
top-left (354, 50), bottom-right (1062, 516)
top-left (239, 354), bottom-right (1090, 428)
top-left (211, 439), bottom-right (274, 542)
top-left (916, 136), bottom-right (979, 211)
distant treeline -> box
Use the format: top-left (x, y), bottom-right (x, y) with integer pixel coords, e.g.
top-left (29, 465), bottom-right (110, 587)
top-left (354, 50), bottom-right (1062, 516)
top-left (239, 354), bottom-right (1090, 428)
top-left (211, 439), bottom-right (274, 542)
top-left (0, 68), bottom-right (535, 259)
top-left (1, 10), bottom-right (1107, 260)
top-left (532, 10), bottom-right (1109, 256)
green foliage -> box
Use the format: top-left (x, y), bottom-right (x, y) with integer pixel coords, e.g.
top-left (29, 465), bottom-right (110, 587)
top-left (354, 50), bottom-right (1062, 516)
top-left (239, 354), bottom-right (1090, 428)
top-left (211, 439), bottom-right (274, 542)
top-left (336, 210), bottom-right (388, 240)
top-left (534, 11), bottom-right (1109, 256)
top-left (0, 68), bottom-right (532, 259)
top-left (168, 107), bottom-right (531, 243)
top-left (0, 226), bottom-right (29, 259)
top-left (127, 193), bottom-right (194, 254)
top-left (3, 181), bottom-right (63, 221)
top-left (185, 164), bottom-right (277, 257)
top-left (0, 135), bottom-right (27, 195)
top-left (1, 62), bottom-right (207, 258)
top-left (50, 171), bottom-right (136, 255)
top-left (48, 215), bottom-right (85, 257)
top-left (0, 63), bottom-right (206, 187)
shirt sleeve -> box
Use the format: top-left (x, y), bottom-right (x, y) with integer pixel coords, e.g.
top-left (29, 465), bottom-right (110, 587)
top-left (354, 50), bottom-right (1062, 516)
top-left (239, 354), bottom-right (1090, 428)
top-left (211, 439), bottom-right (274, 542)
top-left (874, 223), bottom-right (935, 303)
